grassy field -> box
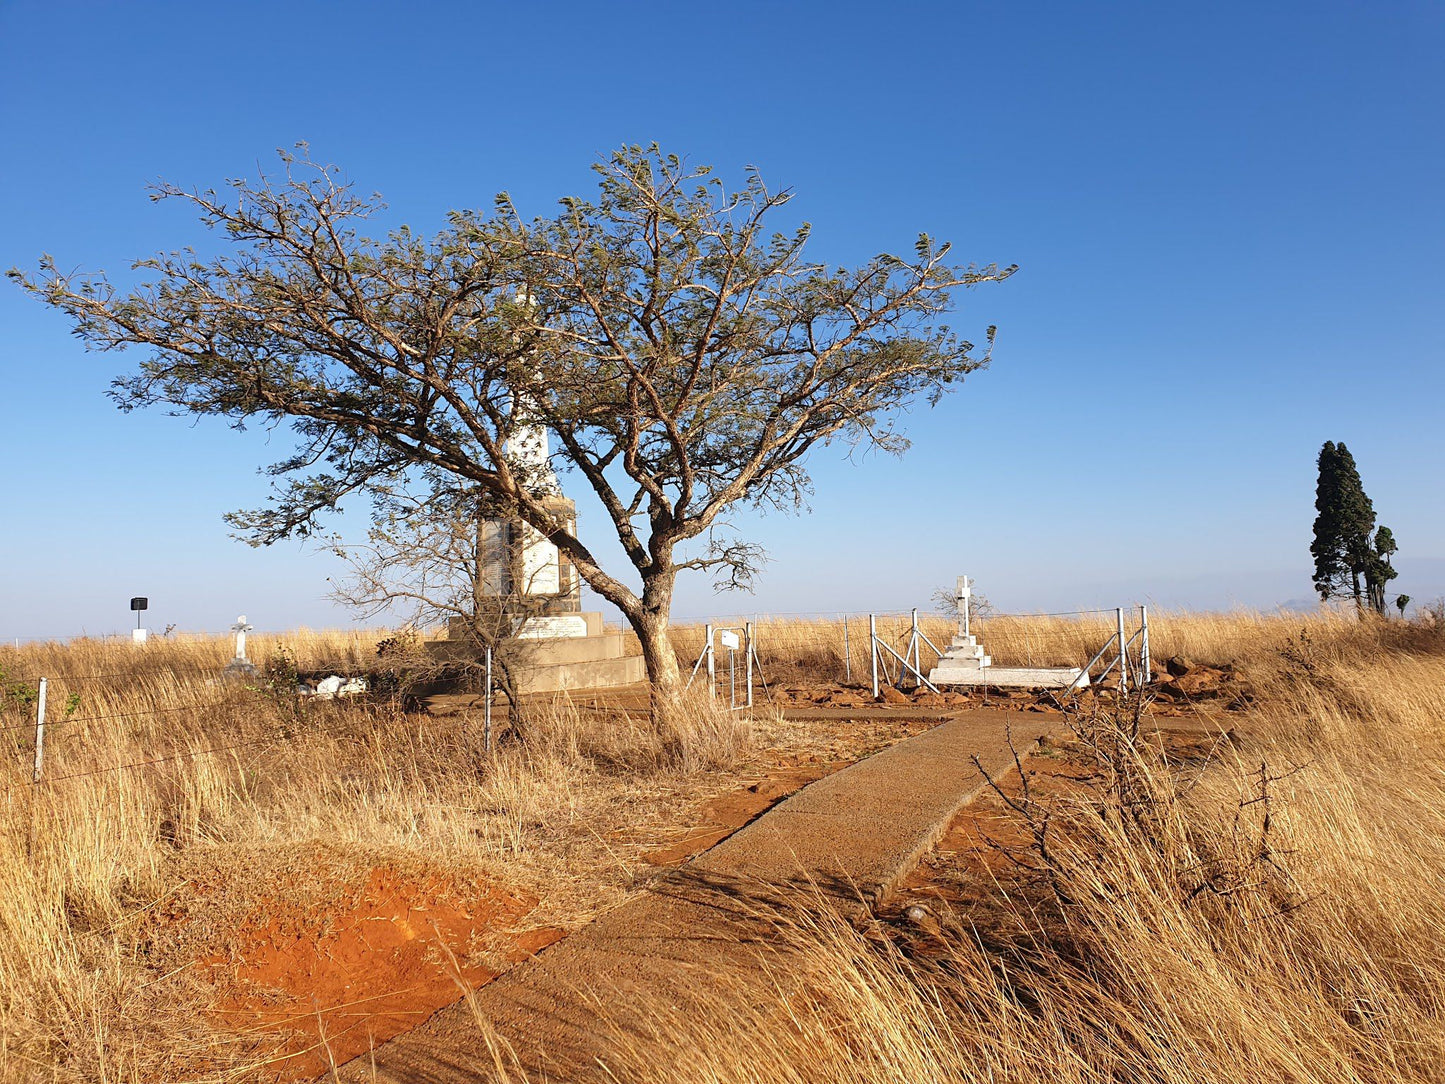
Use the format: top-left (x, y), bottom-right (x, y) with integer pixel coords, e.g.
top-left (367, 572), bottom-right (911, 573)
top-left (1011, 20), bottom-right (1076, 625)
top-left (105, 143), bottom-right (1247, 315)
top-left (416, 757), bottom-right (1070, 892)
top-left (2, 610), bottom-right (1443, 1082)
top-left (0, 630), bottom-right (766, 1080)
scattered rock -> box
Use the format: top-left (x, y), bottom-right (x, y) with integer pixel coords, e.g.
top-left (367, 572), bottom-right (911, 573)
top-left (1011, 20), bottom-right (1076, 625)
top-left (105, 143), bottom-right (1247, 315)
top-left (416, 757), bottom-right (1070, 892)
top-left (878, 685), bottom-right (909, 705)
top-left (903, 902), bottom-right (941, 935)
top-left (303, 675), bottom-right (369, 700)
top-left (1165, 656), bottom-right (1193, 677)
top-left (1173, 668), bottom-right (1227, 696)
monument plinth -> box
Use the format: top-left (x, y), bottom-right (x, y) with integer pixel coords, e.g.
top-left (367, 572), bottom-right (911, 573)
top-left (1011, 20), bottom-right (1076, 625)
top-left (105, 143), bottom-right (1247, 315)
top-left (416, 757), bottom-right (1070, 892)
top-left (426, 391), bottom-right (645, 692)
top-left (927, 575), bottom-right (1089, 690)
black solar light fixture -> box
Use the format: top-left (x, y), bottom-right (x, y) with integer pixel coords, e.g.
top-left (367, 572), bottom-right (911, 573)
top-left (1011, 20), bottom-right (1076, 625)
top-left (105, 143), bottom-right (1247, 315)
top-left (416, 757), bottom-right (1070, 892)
top-left (130, 597), bottom-right (148, 643)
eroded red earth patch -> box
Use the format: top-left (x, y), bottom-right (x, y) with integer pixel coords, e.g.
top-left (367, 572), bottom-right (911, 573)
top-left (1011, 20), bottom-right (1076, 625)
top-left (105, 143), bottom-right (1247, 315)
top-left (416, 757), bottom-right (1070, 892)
top-left (195, 868), bottom-right (561, 1081)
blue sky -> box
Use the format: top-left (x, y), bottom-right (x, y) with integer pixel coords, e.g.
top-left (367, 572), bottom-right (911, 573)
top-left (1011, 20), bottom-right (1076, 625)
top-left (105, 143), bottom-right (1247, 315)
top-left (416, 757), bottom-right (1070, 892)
top-left (2, 1), bottom-right (1442, 638)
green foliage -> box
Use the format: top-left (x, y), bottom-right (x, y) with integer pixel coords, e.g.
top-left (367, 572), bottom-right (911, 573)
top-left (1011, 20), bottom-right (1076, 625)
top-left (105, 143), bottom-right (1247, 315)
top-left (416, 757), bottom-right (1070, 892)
top-left (1311, 441), bottom-right (1396, 613)
top-left (1366, 525), bottom-right (1400, 614)
top-left (259, 645), bottom-right (306, 725)
top-left (0, 665), bottom-right (38, 710)
top-left (12, 144), bottom-right (1013, 693)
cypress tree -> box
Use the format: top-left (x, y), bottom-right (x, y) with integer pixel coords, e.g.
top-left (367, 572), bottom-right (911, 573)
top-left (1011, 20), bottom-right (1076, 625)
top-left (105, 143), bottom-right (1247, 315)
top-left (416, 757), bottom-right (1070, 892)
top-left (1311, 441), bottom-right (1382, 610)
top-left (1367, 525), bottom-right (1399, 614)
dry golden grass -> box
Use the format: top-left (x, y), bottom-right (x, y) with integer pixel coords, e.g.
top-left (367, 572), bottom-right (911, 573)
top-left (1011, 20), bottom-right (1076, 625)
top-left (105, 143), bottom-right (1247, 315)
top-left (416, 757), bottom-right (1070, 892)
top-left (3, 610), bottom-right (1444, 1083)
top-left (669, 606), bottom-right (1441, 681)
top-left (594, 609), bottom-right (1445, 1084)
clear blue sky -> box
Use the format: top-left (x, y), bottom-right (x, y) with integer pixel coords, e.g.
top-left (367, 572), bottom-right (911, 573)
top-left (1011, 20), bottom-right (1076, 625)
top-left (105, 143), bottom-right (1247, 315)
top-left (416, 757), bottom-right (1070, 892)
top-left (2, 1), bottom-right (1441, 638)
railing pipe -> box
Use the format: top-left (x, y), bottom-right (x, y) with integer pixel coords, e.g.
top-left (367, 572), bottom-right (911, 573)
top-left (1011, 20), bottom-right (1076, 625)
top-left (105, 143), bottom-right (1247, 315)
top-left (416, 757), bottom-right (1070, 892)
top-left (1116, 607), bottom-right (1128, 697)
top-left (1064, 632), bottom-right (1119, 693)
top-left (1140, 605), bottom-right (1150, 685)
top-left (870, 614), bottom-right (879, 699)
top-left (874, 637), bottom-right (940, 694)
top-left (745, 621), bottom-right (755, 709)
top-left (33, 678), bottom-right (47, 784)
top-left (704, 623), bottom-right (716, 700)
top-left (484, 649), bottom-right (493, 753)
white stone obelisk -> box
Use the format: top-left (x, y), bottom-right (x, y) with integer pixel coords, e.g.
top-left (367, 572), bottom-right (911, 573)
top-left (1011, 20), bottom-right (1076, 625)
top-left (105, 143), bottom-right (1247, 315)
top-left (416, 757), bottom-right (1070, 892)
top-left (480, 288), bottom-right (583, 634)
top-left (500, 390), bottom-right (565, 597)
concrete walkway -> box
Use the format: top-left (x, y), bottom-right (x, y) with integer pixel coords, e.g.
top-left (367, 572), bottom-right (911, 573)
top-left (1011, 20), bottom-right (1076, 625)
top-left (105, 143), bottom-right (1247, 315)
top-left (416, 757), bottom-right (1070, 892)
top-left (335, 710), bottom-right (1047, 1084)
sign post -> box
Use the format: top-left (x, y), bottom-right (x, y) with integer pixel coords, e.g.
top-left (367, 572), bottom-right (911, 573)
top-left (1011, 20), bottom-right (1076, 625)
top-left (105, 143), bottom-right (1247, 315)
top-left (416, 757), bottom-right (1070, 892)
top-left (719, 628), bottom-right (740, 707)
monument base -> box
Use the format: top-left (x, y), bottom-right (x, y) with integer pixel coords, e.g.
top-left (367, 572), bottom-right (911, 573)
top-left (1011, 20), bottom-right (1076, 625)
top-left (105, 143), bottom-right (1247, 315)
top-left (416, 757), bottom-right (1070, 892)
top-left (929, 665), bottom-right (1088, 689)
top-left (928, 632), bottom-right (1088, 689)
top-left (427, 612), bottom-right (646, 694)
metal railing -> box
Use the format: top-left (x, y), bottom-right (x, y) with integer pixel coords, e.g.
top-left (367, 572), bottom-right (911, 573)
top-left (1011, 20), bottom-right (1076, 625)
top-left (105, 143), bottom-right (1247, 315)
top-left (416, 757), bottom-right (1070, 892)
top-left (683, 622), bottom-right (763, 710)
top-left (869, 610), bottom-right (944, 698)
top-left (1063, 605), bottom-right (1151, 693)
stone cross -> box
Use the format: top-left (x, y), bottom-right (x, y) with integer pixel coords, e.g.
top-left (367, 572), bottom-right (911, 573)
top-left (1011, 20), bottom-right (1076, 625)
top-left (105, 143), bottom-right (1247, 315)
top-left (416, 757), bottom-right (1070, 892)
top-left (230, 615), bottom-right (253, 664)
top-left (956, 575), bottom-right (972, 639)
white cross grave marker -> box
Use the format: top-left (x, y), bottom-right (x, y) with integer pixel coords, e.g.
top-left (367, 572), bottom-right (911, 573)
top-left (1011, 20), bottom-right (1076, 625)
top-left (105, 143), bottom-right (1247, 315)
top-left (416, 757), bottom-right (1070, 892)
top-left (231, 615), bottom-right (253, 663)
top-left (224, 615), bottom-right (258, 677)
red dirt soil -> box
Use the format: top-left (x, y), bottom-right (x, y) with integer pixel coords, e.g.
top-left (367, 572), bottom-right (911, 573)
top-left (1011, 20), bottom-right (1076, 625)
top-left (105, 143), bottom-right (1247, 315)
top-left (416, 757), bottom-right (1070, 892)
top-left (197, 868), bottom-right (561, 1081)
top-left (641, 760), bottom-right (842, 866)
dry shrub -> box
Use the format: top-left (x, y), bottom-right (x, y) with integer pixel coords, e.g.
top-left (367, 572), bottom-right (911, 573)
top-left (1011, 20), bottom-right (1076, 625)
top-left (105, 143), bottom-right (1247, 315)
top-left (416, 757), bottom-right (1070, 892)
top-left (522, 688), bottom-right (753, 775)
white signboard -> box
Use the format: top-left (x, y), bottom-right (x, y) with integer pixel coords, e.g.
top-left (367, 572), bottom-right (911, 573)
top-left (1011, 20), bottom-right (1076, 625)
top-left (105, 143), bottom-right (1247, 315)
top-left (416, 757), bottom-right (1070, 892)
top-left (718, 629), bottom-right (740, 651)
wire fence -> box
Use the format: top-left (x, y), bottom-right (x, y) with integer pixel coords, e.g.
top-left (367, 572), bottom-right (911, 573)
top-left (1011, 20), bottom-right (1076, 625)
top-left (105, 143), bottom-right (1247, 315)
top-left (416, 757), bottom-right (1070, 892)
top-left (4, 600), bottom-right (1154, 795)
top-left (0, 630), bottom-right (409, 797)
top-left (0, 673), bottom-right (458, 799)
top-left (687, 606), bottom-right (1124, 624)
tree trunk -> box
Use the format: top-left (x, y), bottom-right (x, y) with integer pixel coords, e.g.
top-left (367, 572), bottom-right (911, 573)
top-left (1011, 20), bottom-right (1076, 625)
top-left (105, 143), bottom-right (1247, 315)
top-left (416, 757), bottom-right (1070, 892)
top-left (631, 607), bottom-right (683, 724)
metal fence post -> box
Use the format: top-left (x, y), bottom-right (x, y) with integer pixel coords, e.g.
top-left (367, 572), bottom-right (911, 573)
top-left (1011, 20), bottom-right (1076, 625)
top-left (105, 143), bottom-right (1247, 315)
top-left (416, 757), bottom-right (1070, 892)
top-left (1115, 607), bottom-right (1128, 697)
top-left (32, 678), bottom-right (47, 784)
top-left (745, 621), bottom-right (754, 709)
top-left (484, 648), bottom-right (493, 753)
top-left (842, 618), bottom-right (851, 683)
top-left (869, 614), bottom-right (879, 699)
top-left (1139, 605), bottom-right (1150, 686)
top-left (726, 639), bottom-right (735, 708)
top-left (704, 623), bottom-right (716, 700)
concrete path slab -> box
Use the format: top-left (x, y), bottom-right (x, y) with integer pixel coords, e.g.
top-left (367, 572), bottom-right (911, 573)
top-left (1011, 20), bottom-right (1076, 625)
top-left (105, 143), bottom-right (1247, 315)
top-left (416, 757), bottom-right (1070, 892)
top-left (333, 710), bottom-right (1047, 1084)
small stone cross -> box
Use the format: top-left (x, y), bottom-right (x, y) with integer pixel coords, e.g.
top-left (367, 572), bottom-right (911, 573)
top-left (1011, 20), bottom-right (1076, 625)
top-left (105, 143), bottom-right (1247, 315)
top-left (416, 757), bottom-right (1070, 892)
top-left (230, 615), bottom-right (253, 664)
top-left (956, 575), bottom-right (972, 638)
